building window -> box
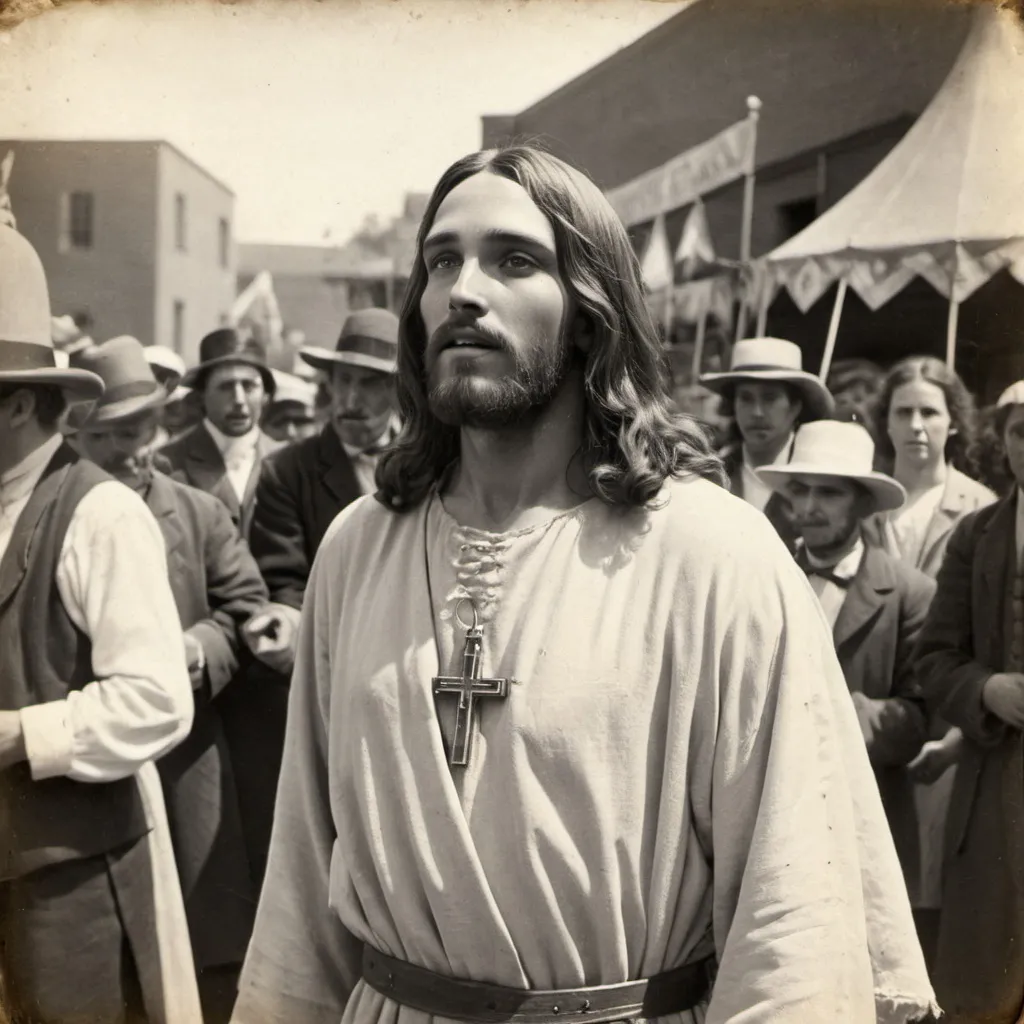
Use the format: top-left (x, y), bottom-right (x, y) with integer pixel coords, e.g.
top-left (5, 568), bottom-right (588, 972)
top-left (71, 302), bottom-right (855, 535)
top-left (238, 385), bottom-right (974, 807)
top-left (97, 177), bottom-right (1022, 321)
top-left (173, 300), bottom-right (185, 351)
top-left (174, 193), bottom-right (187, 251)
top-left (218, 217), bottom-right (230, 268)
top-left (777, 197), bottom-right (818, 241)
top-left (60, 192), bottom-right (94, 250)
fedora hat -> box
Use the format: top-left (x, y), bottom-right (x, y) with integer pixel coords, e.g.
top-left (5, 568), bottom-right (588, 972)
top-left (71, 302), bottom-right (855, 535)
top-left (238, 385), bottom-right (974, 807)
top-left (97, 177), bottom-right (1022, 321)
top-left (299, 308), bottom-right (399, 376)
top-left (699, 337), bottom-right (835, 421)
top-left (65, 336), bottom-right (172, 430)
top-left (757, 420), bottom-right (906, 513)
top-left (181, 328), bottom-right (276, 394)
top-left (0, 225), bottom-right (103, 402)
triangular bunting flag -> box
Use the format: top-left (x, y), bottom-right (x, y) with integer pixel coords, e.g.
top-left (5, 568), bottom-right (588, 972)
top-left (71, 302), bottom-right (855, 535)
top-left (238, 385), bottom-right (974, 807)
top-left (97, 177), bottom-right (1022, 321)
top-left (675, 199), bottom-right (716, 279)
top-left (641, 213), bottom-right (674, 293)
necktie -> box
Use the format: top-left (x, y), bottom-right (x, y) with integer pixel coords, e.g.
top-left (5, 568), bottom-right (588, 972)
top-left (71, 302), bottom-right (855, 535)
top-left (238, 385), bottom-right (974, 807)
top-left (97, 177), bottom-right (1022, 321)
top-left (797, 549), bottom-right (852, 589)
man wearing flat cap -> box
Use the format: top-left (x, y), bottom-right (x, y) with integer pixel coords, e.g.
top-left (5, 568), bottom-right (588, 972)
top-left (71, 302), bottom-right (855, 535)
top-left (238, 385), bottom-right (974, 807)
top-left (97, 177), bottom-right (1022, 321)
top-left (0, 225), bottom-right (198, 1022)
top-left (229, 307), bottom-right (399, 888)
top-left (758, 420), bottom-right (935, 908)
top-left (70, 335), bottom-right (271, 1024)
top-left (701, 336), bottom-right (835, 552)
top-left (160, 327), bottom-right (281, 539)
top-left (914, 379), bottom-right (1024, 1023)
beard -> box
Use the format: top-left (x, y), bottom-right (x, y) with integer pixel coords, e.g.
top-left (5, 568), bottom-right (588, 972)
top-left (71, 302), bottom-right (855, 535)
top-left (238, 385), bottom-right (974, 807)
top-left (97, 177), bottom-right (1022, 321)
top-left (425, 325), bottom-right (575, 430)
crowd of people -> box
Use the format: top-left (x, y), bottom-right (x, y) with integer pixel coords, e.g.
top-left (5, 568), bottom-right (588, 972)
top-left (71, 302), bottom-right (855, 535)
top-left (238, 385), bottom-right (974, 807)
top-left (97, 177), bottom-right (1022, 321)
top-left (0, 141), bottom-right (1021, 1024)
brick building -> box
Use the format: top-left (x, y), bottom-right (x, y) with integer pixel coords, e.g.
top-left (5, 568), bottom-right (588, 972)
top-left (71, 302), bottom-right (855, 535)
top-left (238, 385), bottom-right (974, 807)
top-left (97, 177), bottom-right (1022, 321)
top-left (1, 139), bottom-right (236, 365)
top-left (482, 0), bottom-right (1023, 398)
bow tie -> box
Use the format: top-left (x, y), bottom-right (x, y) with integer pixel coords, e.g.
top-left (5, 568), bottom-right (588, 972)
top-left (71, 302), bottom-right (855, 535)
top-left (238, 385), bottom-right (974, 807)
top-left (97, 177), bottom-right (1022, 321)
top-left (797, 549), bottom-right (852, 588)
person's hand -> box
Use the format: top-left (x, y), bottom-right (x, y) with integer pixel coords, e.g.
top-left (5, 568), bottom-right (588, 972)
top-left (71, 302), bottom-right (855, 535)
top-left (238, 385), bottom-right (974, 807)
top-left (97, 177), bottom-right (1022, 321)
top-left (183, 632), bottom-right (206, 688)
top-left (982, 672), bottom-right (1024, 729)
top-left (244, 604), bottom-right (299, 676)
top-left (0, 711), bottom-right (26, 770)
top-left (907, 731), bottom-right (964, 784)
top-left (849, 691), bottom-right (876, 747)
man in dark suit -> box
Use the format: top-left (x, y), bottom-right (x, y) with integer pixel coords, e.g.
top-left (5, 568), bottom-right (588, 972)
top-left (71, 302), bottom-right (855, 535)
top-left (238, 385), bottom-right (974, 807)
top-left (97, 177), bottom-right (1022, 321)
top-left (160, 327), bottom-right (280, 539)
top-left (72, 336), bottom-right (271, 1024)
top-left (759, 421), bottom-right (934, 925)
top-left (232, 307), bottom-right (399, 888)
top-left (700, 337), bottom-right (835, 553)
top-left (914, 381), bottom-right (1024, 1024)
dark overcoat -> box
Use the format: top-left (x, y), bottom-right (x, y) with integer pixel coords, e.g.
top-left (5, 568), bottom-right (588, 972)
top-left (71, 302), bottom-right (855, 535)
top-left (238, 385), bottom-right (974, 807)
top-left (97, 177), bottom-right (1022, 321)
top-left (159, 421), bottom-right (279, 540)
top-left (832, 543), bottom-right (934, 904)
top-left (916, 493), bottom-right (1024, 1024)
top-left (145, 471), bottom-right (269, 969)
top-left (222, 425), bottom-right (364, 886)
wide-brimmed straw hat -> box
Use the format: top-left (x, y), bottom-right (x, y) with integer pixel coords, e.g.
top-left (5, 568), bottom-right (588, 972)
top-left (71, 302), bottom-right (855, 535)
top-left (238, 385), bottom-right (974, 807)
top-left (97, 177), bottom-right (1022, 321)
top-left (268, 369), bottom-right (317, 412)
top-left (299, 308), bottom-right (399, 376)
top-left (699, 337), bottom-right (835, 421)
top-left (181, 327), bottom-right (276, 394)
top-left (0, 225), bottom-right (103, 402)
top-left (143, 344), bottom-right (186, 391)
top-left (65, 336), bottom-right (172, 430)
top-left (757, 420), bottom-right (906, 513)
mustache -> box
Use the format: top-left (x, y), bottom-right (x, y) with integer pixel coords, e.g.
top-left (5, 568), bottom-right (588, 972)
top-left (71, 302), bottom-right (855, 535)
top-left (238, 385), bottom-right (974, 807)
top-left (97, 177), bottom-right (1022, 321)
top-left (425, 317), bottom-right (512, 366)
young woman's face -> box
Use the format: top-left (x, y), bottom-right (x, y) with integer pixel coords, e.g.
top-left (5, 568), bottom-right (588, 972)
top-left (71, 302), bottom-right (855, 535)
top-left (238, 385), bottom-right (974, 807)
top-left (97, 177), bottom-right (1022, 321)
top-left (886, 379), bottom-right (952, 469)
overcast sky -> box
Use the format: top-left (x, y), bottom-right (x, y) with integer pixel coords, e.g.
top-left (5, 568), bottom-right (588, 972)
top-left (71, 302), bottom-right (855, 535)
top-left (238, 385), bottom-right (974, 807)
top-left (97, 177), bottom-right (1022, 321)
top-left (0, 0), bottom-right (680, 245)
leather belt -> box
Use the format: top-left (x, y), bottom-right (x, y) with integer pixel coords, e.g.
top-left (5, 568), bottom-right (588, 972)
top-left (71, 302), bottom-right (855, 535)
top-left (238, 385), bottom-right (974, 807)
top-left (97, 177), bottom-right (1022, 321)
top-left (361, 944), bottom-right (716, 1023)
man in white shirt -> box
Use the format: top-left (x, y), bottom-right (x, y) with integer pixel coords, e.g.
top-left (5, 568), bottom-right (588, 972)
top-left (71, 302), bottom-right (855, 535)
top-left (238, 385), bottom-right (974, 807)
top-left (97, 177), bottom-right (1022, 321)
top-left (0, 224), bottom-right (198, 1023)
top-left (759, 420), bottom-right (935, 918)
top-left (700, 337), bottom-right (835, 552)
top-left (160, 328), bottom-right (280, 539)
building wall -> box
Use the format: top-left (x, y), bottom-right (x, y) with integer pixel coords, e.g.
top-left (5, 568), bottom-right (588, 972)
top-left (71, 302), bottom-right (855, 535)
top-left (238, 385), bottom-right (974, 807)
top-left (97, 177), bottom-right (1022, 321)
top-left (153, 144), bottom-right (236, 364)
top-left (0, 140), bottom-right (158, 342)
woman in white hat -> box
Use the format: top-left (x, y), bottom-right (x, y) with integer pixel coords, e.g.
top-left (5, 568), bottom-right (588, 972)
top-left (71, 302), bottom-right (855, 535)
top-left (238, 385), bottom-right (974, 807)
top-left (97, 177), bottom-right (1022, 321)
top-left (700, 336), bottom-right (835, 551)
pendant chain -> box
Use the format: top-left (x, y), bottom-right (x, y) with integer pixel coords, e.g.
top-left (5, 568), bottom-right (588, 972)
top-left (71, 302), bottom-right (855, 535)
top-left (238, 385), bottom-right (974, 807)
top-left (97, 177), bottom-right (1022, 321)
top-left (423, 489), bottom-right (443, 674)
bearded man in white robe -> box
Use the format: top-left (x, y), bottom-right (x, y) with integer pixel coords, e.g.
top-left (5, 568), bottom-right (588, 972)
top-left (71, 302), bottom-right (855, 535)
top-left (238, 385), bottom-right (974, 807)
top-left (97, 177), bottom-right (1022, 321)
top-left (233, 145), bottom-right (936, 1024)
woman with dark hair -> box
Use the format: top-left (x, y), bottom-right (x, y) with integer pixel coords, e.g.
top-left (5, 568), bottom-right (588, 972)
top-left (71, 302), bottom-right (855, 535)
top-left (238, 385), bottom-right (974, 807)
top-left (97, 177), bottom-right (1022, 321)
top-left (236, 143), bottom-right (935, 1024)
top-left (863, 355), bottom-right (996, 972)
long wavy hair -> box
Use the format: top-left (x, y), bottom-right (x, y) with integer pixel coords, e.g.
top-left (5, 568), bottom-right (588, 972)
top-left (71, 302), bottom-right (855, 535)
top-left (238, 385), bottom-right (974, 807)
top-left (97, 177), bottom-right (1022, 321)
top-left (376, 144), bottom-right (725, 511)
top-left (873, 356), bottom-right (980, 476)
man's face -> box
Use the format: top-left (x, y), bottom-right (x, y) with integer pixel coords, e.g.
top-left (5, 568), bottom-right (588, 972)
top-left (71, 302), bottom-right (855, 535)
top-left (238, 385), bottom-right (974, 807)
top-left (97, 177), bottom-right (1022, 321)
top-left (1004, 405), bottom-right (1024, 489)
top-left (78, 411), bottom-right (159, 485)
top-left (733, 381), bottom-right (802, 457)
top-left (263, 401), bottom-right (317, 445)
top-left (203, 363), bottom-right (266, 437)
top-left (329, 364), bottom-right (395, 450)
top-left (419, 171), bottom-right (573, 429)
top-left (886, 379), bottom-right (952, 469)
top-left (785, 473), bottom-right (871, 557)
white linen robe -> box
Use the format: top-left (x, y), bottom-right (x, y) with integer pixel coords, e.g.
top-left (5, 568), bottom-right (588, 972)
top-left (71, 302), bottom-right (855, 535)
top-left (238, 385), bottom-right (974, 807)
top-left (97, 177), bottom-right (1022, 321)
top-left (234, 476), bottom-right (936, 1024)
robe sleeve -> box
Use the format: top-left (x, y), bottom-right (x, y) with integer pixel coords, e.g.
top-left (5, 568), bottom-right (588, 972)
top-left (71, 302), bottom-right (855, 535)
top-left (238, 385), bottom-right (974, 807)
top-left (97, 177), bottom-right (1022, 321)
top-left (703, 540), bottom-right (936, 1023)
top-left (233, 518), bottom-right (362, 1024)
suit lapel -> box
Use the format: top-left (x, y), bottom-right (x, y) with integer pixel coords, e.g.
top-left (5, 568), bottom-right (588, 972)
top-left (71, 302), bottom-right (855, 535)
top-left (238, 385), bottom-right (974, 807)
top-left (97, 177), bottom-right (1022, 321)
top-left (318, 427), bottom-right (361, 503)
top-left (144, 473), bottom-right (186, 567)
top-left (978, 493), bottom-right (1015, 605)
top-left (184, 424), bottom-right (239, 517)
top-left (918, 468), bottom-right (968, 570)
top-left (0, 444), bottom-right (79, 612)
top-left (240, 432), bottom-right (276, 513)
top-left (834, 545), bottom-right (893, 652)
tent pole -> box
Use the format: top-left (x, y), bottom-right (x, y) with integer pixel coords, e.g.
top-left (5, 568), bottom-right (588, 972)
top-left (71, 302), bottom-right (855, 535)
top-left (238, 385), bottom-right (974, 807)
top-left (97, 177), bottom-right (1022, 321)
top-left (819, 278), bottom-right (848, 383)
top-left (739, 96), bottom-right (762, 264)
top-left (945, 295), bottom-right (960, 370)
top-left (692, 304), bottom-right (709, 380)
top-left (755, 279), bottom-right (770, 337)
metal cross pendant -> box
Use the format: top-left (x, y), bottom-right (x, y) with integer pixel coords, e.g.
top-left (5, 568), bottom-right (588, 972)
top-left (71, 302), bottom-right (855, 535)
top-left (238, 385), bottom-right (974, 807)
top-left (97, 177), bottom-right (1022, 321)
top-left (432, 601), bottom-right (509, 768)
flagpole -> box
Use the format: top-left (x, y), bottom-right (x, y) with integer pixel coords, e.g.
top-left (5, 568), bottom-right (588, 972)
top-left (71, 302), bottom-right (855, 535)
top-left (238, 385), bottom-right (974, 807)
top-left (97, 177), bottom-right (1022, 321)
top-left (819, 277), bottom-right (848, 383)
top-left (692, 301), bottom-right (709, 380)
top-left (734, 96), bottom-right (762, 344)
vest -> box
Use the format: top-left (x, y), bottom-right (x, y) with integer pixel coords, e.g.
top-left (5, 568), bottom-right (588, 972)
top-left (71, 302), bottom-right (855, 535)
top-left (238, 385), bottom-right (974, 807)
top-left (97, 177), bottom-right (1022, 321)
top-left (0, 444), bottom-right (148, 879)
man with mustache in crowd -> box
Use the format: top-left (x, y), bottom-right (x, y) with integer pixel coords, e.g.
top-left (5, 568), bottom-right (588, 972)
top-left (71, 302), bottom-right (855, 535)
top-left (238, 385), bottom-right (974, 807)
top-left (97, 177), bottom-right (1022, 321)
top-left (233, 145), bottom-right (934, 1024)
top-left (160, 327), bottom-right (280, 540)
top-left (233, 308), bottom-right (399, 887)
top-left (70, 335), bottom-right (270, 1024)
top-left (758, 420), bottom-right (936, 915)
top-left (0, 225), bottom-right (198, 1024)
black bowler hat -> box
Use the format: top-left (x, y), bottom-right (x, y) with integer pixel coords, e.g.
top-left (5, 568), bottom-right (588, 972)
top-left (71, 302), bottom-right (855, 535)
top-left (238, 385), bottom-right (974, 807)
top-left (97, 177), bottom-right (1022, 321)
top-left (181, 328), bottom-right (276, 395)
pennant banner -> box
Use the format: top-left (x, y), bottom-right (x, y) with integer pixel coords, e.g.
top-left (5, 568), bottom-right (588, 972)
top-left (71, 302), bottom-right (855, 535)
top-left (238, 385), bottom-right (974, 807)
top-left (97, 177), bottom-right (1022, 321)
top-left (607, 118), bottom-right (755, 228)
top-left (641, 213), bottom-right (674, 293)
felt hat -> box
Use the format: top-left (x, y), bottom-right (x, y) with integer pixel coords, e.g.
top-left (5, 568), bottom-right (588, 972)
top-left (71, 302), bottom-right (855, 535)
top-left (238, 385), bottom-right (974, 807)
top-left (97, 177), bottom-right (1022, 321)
top-left (757, 420), bottom-right (907, 513)
top-left (299, 308), bottom-right (399, 375)
top-left (180, 327), bottom-right (276, 394)
top-left (143, 344), bottom-right (186, 391)
top-left (699, 337), bottom-right (835, 421)
top-left (65, 336), bottom-right (172, 429)
top-left (268, 369), bottom-right (317, 412)
top-left (0, 225), bottom-right (103, 401)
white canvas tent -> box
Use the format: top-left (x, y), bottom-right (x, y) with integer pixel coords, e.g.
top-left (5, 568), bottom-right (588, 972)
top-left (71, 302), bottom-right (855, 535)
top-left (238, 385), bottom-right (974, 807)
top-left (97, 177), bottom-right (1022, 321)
top-left (763, 3), bottom-right (1024, 374)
